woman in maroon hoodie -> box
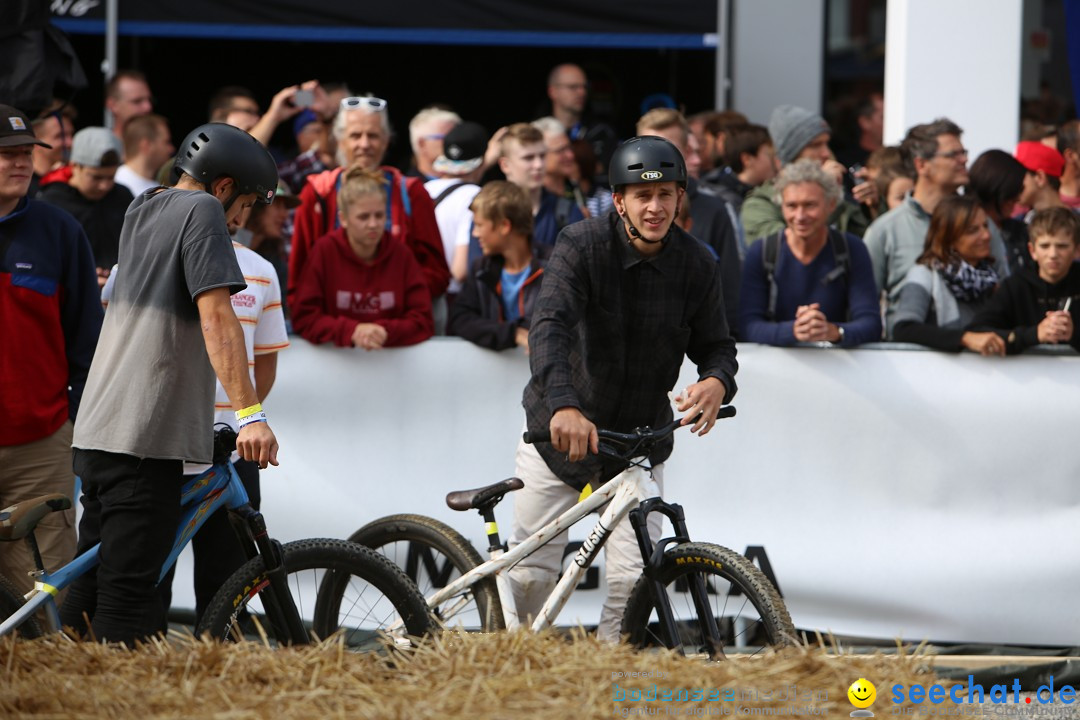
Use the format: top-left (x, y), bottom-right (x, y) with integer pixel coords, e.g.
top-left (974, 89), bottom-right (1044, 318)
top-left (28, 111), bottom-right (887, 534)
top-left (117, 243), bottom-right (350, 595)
top-left (292, 166), bottom-right (433, 348)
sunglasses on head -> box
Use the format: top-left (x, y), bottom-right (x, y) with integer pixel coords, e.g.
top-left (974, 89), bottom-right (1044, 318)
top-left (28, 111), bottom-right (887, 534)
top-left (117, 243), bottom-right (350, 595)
top-left (340, 96), bottom-right (388, 112)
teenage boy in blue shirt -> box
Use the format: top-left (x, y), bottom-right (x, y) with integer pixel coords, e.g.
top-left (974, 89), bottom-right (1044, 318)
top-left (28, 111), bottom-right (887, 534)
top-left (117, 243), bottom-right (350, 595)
top-left (449, 181), bottom-right (547, 351)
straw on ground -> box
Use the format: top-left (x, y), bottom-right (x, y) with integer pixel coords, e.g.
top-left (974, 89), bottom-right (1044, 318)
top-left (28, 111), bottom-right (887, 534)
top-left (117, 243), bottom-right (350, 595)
top-left (2, 630), bottom-right (938, 720)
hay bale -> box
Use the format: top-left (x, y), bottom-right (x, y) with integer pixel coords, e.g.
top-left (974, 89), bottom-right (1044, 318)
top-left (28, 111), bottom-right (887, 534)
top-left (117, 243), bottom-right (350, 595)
top-left (1, 630), bottom-right (939, 719)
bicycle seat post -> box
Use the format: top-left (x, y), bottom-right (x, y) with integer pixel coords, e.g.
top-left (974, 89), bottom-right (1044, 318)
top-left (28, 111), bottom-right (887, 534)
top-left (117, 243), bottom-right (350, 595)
top-left (479, 507), bottom-right (507, 554)
top-left (24, 532), bottom-right (46, 575)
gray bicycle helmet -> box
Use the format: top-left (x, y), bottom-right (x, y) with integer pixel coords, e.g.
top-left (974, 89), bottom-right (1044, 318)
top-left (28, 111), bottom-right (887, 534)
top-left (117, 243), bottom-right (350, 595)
top-left (173, 122), bottom-right (278, 210)
top-left (608, 135), bottom-right (688, 192)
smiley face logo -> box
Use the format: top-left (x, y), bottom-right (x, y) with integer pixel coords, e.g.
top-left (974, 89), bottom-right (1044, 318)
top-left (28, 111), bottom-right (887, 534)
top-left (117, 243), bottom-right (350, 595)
top-left (848, 678), bottom-right (876, 709)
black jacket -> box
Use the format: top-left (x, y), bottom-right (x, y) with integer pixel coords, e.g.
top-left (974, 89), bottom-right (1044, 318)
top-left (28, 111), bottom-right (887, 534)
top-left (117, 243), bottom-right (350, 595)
top-left (701, 167), bottom-right (753, 214)
top-left (972, 264), bottom-right (1080, 354)
top-left (448, 245), bottom-right (549, 351)
top-left (523, 213), bottom-right (738, 490)
top-left (686, 178), bottom-right (742, 333)
top-left (39, 181), bottom-right (134, 270)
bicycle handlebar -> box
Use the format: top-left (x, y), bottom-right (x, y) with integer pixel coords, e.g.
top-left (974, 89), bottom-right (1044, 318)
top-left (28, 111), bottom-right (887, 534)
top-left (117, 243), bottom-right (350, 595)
top-left (522, 406), bottom-right (736, 461)
top-left (212, 424), bottom-right (238, 465)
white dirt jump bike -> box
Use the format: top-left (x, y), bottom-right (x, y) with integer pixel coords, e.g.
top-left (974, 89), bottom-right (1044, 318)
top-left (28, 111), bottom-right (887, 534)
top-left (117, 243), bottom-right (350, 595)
top-left (326, 407), bottom-right (797, 659)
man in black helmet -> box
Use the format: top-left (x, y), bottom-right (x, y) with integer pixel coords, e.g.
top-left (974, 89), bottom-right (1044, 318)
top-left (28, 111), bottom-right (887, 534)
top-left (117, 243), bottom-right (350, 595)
top-left (510, 135), bottom-right (738, 642)
top-left (63, 123), bottom-right (281, 646)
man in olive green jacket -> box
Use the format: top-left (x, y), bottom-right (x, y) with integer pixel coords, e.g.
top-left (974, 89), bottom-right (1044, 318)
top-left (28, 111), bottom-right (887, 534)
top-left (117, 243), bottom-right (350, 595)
top-left (741, 104), bottom-right (875, 244)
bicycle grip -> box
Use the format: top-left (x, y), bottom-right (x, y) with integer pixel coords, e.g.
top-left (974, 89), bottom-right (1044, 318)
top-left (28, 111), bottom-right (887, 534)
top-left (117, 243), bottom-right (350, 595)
top-left (523, 429), bottom-right (551, 444)
top-left (717, 405), bottom-right (737, 419)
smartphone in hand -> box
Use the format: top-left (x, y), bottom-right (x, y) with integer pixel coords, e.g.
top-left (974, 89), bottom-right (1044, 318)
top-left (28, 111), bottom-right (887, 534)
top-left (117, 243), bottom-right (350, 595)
top-left (293, 89), bottom-right (315, 108)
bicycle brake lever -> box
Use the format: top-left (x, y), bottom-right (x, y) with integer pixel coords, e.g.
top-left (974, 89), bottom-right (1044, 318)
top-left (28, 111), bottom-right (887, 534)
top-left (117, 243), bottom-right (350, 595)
top-left (596, 441), bottom-right (621, 459)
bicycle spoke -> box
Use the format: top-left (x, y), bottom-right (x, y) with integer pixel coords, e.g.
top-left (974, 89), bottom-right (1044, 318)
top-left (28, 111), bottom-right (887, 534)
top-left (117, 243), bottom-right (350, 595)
top-left (373, 539), bottom-right (480, 630)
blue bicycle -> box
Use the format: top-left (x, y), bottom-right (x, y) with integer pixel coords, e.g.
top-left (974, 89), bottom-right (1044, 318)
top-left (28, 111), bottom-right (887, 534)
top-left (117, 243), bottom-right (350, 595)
top-left (0, 427), bottom-right (431, 648)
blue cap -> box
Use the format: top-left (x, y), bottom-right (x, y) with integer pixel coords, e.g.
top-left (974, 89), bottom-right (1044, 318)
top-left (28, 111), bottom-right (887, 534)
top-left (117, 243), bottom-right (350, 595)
top-left (293, 109), bottom-right (319, 137)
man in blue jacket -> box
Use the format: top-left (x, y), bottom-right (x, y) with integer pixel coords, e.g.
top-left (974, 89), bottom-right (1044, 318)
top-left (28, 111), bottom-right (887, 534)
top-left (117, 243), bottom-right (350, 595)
top-left (0, 104), bottom-right (103, 597)
top-left (738, 159), bottom-right (881, 346)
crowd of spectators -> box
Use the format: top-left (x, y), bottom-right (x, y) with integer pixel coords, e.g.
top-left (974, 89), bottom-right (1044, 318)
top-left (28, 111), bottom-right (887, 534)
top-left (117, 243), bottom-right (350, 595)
top-left (9, 62), bottom-right (1080, 365)
top-left (9, 63), bottom-right (1080, 364)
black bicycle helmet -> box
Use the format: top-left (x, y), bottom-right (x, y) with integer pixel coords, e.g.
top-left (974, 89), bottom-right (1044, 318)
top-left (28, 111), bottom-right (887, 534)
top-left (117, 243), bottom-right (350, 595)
top-left (608, 135), bottom-right (688, 192)
top-left (173, 122), bottom-right (278, 210)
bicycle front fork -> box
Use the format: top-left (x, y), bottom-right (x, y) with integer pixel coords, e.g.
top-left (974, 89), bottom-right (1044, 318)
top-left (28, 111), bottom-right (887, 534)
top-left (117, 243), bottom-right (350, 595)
top-left (628, 499), bottom-right (725, 659)
top-left (228, 504), bottom-right (308, 645)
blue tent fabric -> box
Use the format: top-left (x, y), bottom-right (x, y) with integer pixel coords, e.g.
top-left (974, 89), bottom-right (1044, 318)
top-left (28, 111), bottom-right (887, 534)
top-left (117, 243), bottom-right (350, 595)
top-left (1067, 0), bottom-right (1080, 115)
top-left (49, 1), bottom-right (717, 48)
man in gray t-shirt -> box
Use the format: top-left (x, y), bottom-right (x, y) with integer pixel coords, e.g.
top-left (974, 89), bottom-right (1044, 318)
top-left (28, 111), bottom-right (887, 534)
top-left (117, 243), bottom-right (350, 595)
top-left (62, 123), bottom-right (281, 646)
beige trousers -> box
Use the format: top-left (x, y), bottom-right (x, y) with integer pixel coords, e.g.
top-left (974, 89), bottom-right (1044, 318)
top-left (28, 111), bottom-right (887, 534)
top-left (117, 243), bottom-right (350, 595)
top-left (0, 420), bottom-right (78, 600)
top-left (507, 439), bottom-right (663, 643)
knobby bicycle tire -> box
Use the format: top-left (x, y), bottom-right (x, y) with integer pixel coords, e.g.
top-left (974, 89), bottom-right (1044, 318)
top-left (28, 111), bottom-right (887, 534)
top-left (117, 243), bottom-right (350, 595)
top-left (343, 514), bottom-right (505, 632)
top-left (195, 538), bottom-right (432, 650)
top-left (621, 542), bottom-right (795, 658)
top-left (0, 573), bottom-right (43, 639)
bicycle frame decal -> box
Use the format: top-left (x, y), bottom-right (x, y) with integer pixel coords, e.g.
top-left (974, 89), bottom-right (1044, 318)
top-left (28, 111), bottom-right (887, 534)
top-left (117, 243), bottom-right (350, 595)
top-left (533, 472), bottom-right (643, 629)
top-left (160, 463), bottom-right (251, 583)
top-left (573, 517), bottom-right (611, 569)
top-left (180, 468), bottom-right (218, 505)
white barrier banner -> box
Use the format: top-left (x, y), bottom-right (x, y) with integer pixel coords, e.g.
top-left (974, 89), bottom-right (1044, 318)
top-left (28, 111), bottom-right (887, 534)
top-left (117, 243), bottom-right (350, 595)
top-left (171, 339), bottom-right (1080, 645)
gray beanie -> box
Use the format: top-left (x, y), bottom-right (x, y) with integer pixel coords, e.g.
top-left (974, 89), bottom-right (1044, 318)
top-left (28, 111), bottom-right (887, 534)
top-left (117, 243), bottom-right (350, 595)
top-left (768, 105), bottom-right (830, 165)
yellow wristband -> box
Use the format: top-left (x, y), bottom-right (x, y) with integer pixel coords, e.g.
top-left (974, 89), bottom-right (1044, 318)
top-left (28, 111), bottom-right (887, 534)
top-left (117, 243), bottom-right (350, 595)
top-left (236, 403), bottom-right (263, 420)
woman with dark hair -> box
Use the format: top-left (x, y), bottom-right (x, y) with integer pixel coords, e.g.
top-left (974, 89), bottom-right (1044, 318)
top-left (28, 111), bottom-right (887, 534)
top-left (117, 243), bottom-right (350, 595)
top-left (967, 149), bottom-right (1030, 274)
top-left (890, 194), bottom-right (1006, 355)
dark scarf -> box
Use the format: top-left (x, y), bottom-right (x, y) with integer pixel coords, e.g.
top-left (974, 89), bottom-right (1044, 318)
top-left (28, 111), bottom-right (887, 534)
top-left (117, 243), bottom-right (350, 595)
top-left (933, 257), bottom-right (1000, 303)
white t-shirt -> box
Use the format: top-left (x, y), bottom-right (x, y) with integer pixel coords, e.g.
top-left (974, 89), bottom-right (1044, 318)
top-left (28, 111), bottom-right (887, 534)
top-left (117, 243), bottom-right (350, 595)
top-left (424, 178), bottom-right (481, 294)
top-left (187, 243), bottom-right (289, 473)
top-left (114, 164), bottom-right (159, 197)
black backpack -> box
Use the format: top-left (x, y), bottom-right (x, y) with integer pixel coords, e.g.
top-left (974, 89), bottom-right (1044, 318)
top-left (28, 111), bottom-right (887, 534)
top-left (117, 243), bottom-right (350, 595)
top-left (762, 229), bottom-right (851, 321)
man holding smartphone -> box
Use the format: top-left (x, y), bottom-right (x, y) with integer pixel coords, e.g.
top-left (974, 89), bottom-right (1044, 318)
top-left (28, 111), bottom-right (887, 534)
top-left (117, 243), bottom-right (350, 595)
top-left (244, 81), bottom-right (328, 148)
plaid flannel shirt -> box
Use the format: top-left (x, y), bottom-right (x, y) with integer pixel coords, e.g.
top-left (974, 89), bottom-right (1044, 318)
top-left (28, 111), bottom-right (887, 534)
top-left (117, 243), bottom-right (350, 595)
top-left (277, 149), bottom-right (328, 195)
top-left (523, 213), bottom-right (738, 490)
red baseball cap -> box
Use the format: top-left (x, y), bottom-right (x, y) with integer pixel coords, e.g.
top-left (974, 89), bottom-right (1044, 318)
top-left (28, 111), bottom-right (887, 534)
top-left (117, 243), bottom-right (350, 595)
top-left (1014, 141), bottom-right (1064, 178)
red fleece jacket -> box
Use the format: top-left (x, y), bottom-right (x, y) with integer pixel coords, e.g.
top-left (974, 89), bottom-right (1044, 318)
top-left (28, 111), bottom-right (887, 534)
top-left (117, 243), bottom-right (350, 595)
top-left (292, 228), bottom-right (434, 348)
top-left (287, 165), bottom-right (449, 307)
